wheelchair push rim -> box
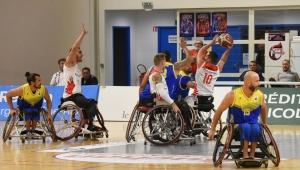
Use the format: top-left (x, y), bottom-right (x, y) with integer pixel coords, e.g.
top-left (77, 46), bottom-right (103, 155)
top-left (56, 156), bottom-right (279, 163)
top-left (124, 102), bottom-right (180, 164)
top-left (40, 108), bottom-right (57, 141)
top-left (213, 124), bottom-right (233, 167)
top-left (261, 124), bottom-right (280, 166)
top-left (126, 104), bottom-right (139, 142)
top-left (53, 104), bottom-right (83, 141)
top-left (2, 114), bottom-right (16, 142)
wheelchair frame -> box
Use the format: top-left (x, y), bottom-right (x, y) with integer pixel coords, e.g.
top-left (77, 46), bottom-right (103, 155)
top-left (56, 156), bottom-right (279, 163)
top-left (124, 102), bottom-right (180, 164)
top-left (185, 95), bottom-right (222, 139)
top-left (52, 101), bottom-right (108, 141)
top-left (212, 123), bottom-right (280, 168)
top-left (2, 108), bottom-right (56, 143)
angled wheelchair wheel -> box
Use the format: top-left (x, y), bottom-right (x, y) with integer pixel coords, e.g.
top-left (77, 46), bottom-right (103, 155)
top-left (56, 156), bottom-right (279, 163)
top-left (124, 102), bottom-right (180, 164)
top-left (213, 124), bottom-right (233, 167)
top-left (142, 105), bottom-right (184, 146)
top-left (188, 105), bottom-right (197, 129)
top-left (53, 104), bottom-right (83, 141)
top-left (40, 108), bottom-right (57, 141)
top-left (260, 124), bottom-right (280, 166)
top-left (3, 114), bottom-right (16, 142)
top-left (126, 104), bottom-right (144, 142)
top-left (196, 108), bottom-right (222, 138)
top-left (95, 109), bottom-right (107, 131)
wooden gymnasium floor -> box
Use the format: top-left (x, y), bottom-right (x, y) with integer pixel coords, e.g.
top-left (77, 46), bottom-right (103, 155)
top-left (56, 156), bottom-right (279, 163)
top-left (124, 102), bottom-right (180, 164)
top-left (1, 121), bottom-right (300, 170)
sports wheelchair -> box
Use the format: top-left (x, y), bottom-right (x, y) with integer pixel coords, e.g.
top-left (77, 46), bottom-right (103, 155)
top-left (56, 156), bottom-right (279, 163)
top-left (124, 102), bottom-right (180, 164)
top-left (138, 94), bottom-right (197, 146)
top-left (212, 123), bottom-right (280, 168)
top-left (125, 102), bottom-right (152, 143)
top-left (3, 108), bottom-right (56, 143)
top-left (185, 95), bottom-right (222, 139)
top-left (52, 101), bottom-right (108, 141)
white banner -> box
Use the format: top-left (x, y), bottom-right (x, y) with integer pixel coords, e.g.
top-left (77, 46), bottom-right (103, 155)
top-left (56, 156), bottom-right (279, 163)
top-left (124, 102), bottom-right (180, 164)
top-left (98, 86), bottom-right (139, 121)
top-left (98, 86), bottom-right (232, 122)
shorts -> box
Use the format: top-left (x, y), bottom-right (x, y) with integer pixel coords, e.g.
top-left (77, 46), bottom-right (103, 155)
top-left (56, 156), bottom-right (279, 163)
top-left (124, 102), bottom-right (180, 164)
top-left (237, 123), bottom-right (261, 142)
top-left (62, 94), bottom-right (97, 119)
top-left (24, 112), bottom-right (40, 121)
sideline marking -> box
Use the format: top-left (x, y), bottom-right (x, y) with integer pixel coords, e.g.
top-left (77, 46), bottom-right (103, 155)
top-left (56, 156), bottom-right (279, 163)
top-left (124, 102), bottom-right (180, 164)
top-left (55, 152), bottom-right (217, 164)
top-left (38, 140), bottom-right (143, 153)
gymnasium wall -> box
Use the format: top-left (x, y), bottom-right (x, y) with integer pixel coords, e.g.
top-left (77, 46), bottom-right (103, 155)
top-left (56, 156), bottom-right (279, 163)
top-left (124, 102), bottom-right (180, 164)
top-left (1, 0), bottom-right (300, 86)
top-left (0, 0), bottom-right (93, 85)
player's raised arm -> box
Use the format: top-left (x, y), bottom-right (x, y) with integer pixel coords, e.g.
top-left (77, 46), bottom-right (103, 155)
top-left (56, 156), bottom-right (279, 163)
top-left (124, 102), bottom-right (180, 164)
top-left (217, 44), bottom-right (233, 73)
top-left (174, 37), bottom-right (194, 67)
top-left (208, 91), bottom-right (234, 140)
top-left (197, 34), bottom-right (218, 68)
top-left (65, 24), bottom-right (88, 68)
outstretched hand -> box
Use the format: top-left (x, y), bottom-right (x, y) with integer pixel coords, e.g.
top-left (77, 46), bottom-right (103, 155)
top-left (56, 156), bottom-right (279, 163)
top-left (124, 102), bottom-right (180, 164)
top-left (227, 44), bottom-right (233, 50)
top-left (212, 34), bottom-right (219, 44)
top-left (81, 23), bottom-right (88, 35)
top-left (179, 37), bottom-right (187, 49)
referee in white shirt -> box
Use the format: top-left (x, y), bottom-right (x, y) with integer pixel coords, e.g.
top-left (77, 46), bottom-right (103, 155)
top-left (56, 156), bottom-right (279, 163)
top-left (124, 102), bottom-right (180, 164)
top-left (50, 58), bottom-right (66, 86)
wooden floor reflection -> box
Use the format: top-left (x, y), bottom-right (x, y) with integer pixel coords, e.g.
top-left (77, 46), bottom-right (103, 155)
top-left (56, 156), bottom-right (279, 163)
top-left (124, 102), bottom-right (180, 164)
top-left (1, 122), bottom-right (300, 170)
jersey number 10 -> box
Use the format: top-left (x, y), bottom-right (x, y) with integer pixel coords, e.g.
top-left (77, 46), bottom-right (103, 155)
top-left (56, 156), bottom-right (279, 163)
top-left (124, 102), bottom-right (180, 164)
top-left (203, 73), bottom-right (212, 84)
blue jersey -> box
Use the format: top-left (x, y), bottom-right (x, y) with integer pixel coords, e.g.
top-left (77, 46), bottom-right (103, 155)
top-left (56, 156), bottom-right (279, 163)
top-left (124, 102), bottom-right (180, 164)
top-left (139, 66), bottom-right (155, 99)
top-left (163, 62), bottom-right (176, 94)
top-left (228, 87), bottom-right (263, 124)
top-left (170, 71), bottom-right (191, 101)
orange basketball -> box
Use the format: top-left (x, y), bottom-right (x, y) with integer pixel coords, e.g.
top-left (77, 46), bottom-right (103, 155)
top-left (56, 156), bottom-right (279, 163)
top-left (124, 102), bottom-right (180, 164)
top-left (218, 33), bottom-right (233, 48)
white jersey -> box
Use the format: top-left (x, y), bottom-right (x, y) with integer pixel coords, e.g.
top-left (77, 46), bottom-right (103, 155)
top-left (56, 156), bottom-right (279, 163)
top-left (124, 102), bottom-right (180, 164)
top-left (63, 64), bottom-right (82, 98)
top-left (196, 62), bottom-right (219, 96)
top-left (50, 71), bottom-right (65, 86)
top-left (149, 71), bottom-right (168, 98)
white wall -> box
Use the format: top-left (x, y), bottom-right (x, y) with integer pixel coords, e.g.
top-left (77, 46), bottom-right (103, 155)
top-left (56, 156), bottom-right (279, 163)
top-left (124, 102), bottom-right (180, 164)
top-left (0, 0), bottom-right (92, 85)
top-left (105, 10), bottom-right (175, 85)
top-left (255, 10), bottom-right (300, 24)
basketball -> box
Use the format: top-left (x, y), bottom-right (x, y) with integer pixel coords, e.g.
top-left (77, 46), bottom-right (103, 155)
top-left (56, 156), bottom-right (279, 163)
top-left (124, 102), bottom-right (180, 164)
top-left (218, 33), bottom-right (233, 47)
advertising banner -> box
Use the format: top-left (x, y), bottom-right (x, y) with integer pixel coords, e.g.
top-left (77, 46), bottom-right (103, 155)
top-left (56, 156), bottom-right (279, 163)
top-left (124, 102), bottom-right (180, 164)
top-left (265, 33), bottom-right (289, 67)
top-left (260, 88), bottom-right (300, 125)
top-left (0, 85), bottom-right (99, 120)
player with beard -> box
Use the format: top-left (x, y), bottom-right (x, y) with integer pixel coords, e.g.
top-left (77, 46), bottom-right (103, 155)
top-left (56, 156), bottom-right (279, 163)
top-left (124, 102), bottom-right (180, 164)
top-left (208, 71), bottom-right (267, 159)
top-left (62, 23), bottom-right (106, 132)
top-left (6, 72), bottom-right (53, 137)
top-left (170, 63), bottom-right (195, 102)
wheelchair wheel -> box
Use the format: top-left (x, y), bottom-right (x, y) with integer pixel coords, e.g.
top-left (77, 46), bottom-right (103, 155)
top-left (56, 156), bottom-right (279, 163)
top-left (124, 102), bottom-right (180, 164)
top-left (194, 108), bottom-right (222, 138)
top-left (40, 108), bottom-right (57, 141)
top-left (261, 124), bottom-right (280, 166)
top-left (213, 124), bottom-right (233, 167)
top-left (95, 109), bottom-right (107, 131)
top-left (142, 105), bottom-right (184, 146)
top-left (125, 104), bottom-right (143, 142)
top-left (3, 114), bottom-right (16, 142)
top-left (53, 104), bottom-right (83, 141)
top-left (188, 105), bottom-right (197, 129)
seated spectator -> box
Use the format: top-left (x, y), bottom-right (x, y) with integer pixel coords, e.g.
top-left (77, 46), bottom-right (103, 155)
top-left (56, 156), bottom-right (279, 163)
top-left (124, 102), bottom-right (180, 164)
top-left (239, 61), bottom-right (264, 82)
top-left (269, 59), bottom-right (300, 88)
top-left (81, 67), bottom-right (99, 85)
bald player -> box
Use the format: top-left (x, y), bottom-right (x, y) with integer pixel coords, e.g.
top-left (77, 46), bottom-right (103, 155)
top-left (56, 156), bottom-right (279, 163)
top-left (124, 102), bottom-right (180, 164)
top-left (208, 71), bottom-right (267, 159)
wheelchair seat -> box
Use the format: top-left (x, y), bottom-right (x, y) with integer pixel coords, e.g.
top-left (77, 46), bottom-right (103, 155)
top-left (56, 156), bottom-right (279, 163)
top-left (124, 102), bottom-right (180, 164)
top-left (61, 101), bottom-right (77, 107)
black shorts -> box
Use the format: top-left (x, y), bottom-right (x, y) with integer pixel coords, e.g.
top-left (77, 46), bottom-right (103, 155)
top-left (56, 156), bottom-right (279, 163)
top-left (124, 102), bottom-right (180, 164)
top-left (62, 94), bottom-right (90, 119)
